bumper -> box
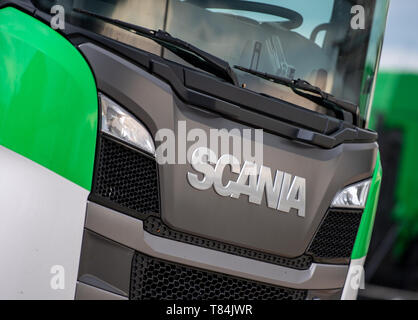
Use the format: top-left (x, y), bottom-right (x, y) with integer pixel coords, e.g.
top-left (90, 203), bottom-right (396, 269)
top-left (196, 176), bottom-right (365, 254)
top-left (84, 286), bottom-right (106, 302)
top-left (77, 202), bottom-right (349, 300)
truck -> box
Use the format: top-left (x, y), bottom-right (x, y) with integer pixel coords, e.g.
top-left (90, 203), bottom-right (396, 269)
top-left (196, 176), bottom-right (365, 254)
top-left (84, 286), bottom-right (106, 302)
top-left (364, 72), bottom-right (418, 295)
top-left (0, 0), bottom-right (389, 300)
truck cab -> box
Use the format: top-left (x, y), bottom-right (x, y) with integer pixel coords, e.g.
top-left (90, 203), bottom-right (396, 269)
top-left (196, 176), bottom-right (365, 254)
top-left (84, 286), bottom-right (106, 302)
top-left (0, 0), bottom-right (389, 300)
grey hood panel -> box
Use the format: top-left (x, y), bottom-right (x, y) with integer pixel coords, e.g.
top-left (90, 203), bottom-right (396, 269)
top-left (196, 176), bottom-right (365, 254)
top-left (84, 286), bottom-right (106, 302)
top-left (80, 43), bottom-right (377, 258)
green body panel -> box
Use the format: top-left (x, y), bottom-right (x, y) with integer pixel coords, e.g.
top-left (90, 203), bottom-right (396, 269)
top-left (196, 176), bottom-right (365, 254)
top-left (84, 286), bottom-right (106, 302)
top-left (351, 153), bottom-right (382, 259)
top-left (351, 153), bottom-right (382, 260)
top-left (369, 72), bottom-right (418, 256)
top-left (0, 7), bottom-right (97, 190)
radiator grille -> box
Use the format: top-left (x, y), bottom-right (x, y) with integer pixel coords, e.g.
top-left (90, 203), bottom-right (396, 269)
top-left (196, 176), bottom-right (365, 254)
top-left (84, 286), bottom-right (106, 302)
top-left (93, 135), bottom-right (160, 217)
top-left (130, 252), bottom-right (307, 300)
top-left (308, 209), bottom-right (363, 259)
top-left (93, 136), bottom-right (362, 266)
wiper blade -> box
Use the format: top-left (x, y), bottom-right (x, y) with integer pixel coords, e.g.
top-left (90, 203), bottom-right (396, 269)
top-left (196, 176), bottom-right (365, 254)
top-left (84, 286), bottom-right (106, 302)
top-left (234, 65), bottom-right (359, 122)
top-left (74, 8), bottom-right (238, 85)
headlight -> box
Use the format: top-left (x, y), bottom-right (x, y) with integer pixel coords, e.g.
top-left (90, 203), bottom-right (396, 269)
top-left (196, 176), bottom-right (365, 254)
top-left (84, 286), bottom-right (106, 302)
top-left (99, 93), bottom-right (155, 155)
top-left (331, 179), bottom-right (371, 209)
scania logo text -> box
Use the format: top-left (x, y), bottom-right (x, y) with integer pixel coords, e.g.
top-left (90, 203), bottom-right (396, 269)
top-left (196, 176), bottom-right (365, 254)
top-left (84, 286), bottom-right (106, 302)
top-left (187, 147), bottom-right (306, 217)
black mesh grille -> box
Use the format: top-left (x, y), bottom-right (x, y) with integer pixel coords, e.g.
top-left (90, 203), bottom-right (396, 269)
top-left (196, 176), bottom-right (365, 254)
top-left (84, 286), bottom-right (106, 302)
top-left (308, 209), bottom-right (363, 259)
top-left (93, 135), bottom-right (160, 217)
top-left (130, 252), bottom-right (307, 300)
top-left (144, 216), bottom-right (312, 270)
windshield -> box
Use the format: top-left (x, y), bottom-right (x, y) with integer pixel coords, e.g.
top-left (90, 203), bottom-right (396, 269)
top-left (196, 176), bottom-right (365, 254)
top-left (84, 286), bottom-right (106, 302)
top-left (34, 0), bottom-right (389, 125)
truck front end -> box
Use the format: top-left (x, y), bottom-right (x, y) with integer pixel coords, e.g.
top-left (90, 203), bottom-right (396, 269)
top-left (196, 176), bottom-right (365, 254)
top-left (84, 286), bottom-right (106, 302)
top-left (0, 0), bottom-right (389, 300)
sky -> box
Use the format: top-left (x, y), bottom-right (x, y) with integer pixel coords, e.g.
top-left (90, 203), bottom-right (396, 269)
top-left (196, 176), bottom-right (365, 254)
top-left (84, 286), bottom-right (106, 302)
top-left (379, 0), bottom-right (418, 71)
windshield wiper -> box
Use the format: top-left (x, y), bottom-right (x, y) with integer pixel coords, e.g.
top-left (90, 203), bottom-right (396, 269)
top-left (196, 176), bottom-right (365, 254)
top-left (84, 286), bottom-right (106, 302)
top-left (73, 8), bottom-right (238, 85)
top-left (234, 65), bottom-right (359, 122)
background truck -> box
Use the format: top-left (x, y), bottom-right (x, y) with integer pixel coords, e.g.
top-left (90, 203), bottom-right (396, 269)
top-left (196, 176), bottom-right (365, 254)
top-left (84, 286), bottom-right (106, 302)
top-left (364, 72), bottom-right (418, 295)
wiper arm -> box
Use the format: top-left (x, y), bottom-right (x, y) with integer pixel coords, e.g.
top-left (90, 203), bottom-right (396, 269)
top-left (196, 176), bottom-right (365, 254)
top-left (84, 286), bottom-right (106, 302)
top-left (234, 65), bottom-right (359, 122)
top-left (74, 8), bottom-right (238, 85)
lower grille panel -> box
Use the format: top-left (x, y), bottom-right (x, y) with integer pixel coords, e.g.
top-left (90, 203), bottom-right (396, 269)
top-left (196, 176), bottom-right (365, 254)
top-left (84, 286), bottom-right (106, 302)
top-left (144, 216), bottom-right (312, 270)
top-left (130, 252), bottom-right (307, 300)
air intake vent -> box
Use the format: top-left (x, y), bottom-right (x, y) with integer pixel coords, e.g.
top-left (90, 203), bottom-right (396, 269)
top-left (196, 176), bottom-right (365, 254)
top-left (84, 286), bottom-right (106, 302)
top-left (92, 135), bottom-right (160, 218)
top-left (130, 252), bottom-right (307, 300)
top-left (144, 216), bottom-right (312, 270)
top-left (308, 209), bottom-right (363, 261)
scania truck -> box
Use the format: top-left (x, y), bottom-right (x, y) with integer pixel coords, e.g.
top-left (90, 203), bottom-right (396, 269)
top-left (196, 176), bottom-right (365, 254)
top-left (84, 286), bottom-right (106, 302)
top-left (0, 0), bottom-right (389, 300)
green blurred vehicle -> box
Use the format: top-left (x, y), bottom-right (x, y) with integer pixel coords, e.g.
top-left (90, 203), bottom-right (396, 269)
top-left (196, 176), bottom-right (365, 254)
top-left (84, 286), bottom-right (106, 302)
top-left (367, 72), bottom-right (418, 290)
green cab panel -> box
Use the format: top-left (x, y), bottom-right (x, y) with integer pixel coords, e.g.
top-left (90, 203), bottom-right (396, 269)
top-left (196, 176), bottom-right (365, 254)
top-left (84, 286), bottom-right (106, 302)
top-left (351, 152), bottom-right (382, 260)
top-left (0, 7), bottom-right (97, 190)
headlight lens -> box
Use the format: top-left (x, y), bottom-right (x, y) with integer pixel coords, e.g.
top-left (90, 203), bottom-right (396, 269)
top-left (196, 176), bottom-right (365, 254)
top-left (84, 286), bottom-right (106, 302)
top-left (331, 179), bottom-right (371, 209)
top-left (99, 93), bottom-right (155, 155)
